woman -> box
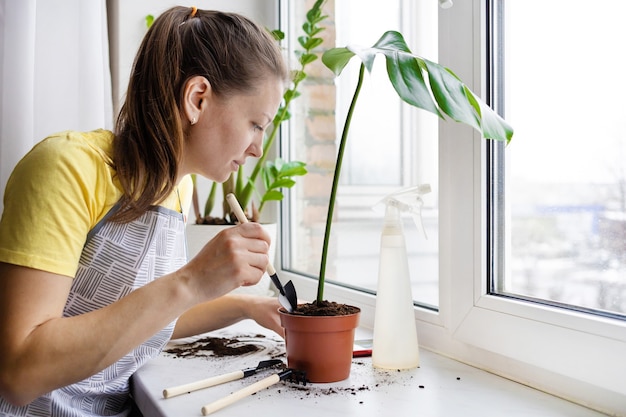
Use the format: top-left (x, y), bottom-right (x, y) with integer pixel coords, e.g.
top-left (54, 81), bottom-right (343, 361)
top-left (0, 6), bottom-right (287, 416)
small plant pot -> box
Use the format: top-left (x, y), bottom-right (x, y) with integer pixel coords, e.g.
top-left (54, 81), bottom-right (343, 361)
top-left (279, 307), bottom-right (361, 383)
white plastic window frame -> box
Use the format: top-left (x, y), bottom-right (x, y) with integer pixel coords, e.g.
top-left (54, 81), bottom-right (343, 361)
top-left (280, 0), bottom-right (626, 413)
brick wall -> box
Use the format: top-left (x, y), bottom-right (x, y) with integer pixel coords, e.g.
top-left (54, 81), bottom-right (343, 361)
top-left (290, 0), bottom-right (338, 278)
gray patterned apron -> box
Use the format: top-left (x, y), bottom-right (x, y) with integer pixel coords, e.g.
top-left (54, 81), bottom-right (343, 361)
top-left (0, 204), bottom-right (187, 417)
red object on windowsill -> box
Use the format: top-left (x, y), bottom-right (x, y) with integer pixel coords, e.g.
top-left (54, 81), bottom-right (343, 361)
top-left (352, 349), bottom-right (372, 358)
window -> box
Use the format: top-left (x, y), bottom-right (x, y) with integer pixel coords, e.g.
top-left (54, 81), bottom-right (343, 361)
top-left (491, 0), bottom-right (626, 319)
top-left (279, 0), bottom-right (626, 413)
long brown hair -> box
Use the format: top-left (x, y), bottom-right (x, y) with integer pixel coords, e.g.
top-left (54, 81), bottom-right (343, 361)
top-left (112, 6), bottom-right (287, 222)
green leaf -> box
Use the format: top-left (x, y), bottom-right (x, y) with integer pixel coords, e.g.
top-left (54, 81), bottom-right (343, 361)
top-left (284, 89), bottom-right (296, 101)
top-left (474, 94), bottom-right (514, 143)
top-left (274, 110), bottom-right (291, 124)
top-left (263, 159), bottom-right (307, 188)
top-left (322, 47), bottom-right (355, 76)
top-left (235, 165), bottom-right (244, 195)
top-left (303, 37), bottom-right (324, 50)
top-left (293, 70), bottom-right (307, 84)
top-left (269, 178), bottom-right (297, 189)
top-left (306, 0), bottom-right (325, 22)
top-left (372, 30), bottom-right (412, 52)
top-left (145, 15), bottom-right (154, 28)
top-left (297, 36), bottom-right (310, 49)
top-left (270, 29), bottom-right (285, 41)
top-left (261, 190), bottom-right (284, 203)
top-left (385, 51), bottom-right (442, 117)
top-left (203, 182), bottom-right (217, 217)
top-left (290, 91), bottom-right (302, 100)
top-left (261, 168), bottom-right (273, 191)
top-left (302, 22), bottom-right (313, 36)
top-left (300, 53), bottom-right (319, 66)
top-left (424, 60), bottom-right (480, 130)
top-left (306, 9), bottom-right (321, 22)
top-left (278, 164), bottom-right (308, 178)
top-left (308, 27), bottom-right (325, 37)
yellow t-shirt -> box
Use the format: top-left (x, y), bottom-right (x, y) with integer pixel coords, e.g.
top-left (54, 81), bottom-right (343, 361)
top-left (0, 129), bottom-right (192, 278)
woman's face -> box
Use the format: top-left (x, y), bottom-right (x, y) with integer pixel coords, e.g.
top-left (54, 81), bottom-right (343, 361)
top-left (183, 77), bottom-right (283, 183)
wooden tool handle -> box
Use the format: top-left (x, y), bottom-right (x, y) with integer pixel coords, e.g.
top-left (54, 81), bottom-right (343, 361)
top-left (200, 373), bottom-right (280, 416)
top-left (163, 370), bottom-right (243, 399)
top-left (226, 193), bottom-right (248, 224)
top-left (225, 193), bottom-right (278, 275)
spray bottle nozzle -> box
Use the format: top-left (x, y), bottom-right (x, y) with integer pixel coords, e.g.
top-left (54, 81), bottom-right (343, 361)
top-left (375, 185), bottom-right (431, 239)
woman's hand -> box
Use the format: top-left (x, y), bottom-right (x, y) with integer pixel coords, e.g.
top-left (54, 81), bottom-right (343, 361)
top-left (183, 222), bottom-right (271, 302)
top-left (172, 294), bottom-right (284, 339)
top-left (240, 295), bottom-right (284, 337)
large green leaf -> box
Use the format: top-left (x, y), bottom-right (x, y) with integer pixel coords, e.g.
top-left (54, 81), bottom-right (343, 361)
top-left (322, 30), bottom-right (514, 143)
top-left (384, 51), bottom-right (442, 117)
top-left (473, 91), bottom-right (513, 143)
top-left (424, 59), bottom-right (481, 131)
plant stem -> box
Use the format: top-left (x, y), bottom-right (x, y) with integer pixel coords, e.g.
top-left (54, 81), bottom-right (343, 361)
top-left (317, 63), bottom-right (365, 302)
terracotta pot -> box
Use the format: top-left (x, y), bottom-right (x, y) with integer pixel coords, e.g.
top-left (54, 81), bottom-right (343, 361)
top-left (279, 308), bottom-right (361, 383)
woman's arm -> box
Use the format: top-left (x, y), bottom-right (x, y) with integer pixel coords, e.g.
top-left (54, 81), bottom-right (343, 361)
top-left (0, 262), bottom-right (195, 406)
top-left (0, 222), bottom-right (270, 406)
top-left (172, 294), bottom-right (284, 340)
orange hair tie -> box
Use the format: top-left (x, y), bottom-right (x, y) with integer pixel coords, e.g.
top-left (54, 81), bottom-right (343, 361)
top-left (190, 6), bottom-right (197, 18)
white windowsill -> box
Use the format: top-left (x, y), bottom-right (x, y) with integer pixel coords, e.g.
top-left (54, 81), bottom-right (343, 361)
top-left (132, 320), bottom-right (606, 417)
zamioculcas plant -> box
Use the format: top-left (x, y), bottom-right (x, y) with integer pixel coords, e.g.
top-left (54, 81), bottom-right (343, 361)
top-left (312, 30), bottom-right (514, 304)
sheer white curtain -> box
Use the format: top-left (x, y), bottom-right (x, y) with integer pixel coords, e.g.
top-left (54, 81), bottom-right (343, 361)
top-left (0, 0), bottom-right (113, 213)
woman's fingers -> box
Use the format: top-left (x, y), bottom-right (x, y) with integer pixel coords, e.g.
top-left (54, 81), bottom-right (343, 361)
top-left (186, 223), bottom-right (271, 298)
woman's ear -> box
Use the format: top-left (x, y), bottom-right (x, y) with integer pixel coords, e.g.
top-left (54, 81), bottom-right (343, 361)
top-left (182, 76), bottom-right (211, 125)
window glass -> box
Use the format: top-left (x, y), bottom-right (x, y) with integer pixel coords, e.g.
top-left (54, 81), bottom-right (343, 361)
top-left (494, 0), bottom-right (626, 317)
top-left (283, 0), bottom-right (439, 308)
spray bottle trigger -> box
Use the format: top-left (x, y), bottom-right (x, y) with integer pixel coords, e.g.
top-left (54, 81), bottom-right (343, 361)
top-left (411, 209), bottom-right (428, 239)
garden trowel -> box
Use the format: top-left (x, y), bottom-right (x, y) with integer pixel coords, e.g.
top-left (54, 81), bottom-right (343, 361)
top-left (226, 193), bottom-right (298, 312)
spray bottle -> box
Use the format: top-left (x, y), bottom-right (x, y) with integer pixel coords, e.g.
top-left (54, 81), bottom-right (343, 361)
top-left (372, 184), bottom-right (431, 370)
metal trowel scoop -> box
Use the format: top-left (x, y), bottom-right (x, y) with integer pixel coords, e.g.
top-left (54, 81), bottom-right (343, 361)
top-left (226, 193), bottom-right (298, 312)
top-left (265, 263), bottom-right (298, 313)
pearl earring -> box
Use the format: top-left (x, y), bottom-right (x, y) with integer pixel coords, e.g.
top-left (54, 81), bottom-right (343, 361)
top-left (191, 117), bottom-right (196, 125)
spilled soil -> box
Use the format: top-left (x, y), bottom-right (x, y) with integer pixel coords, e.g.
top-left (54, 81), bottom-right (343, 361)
top-left (164, 335), bottom-right (268, 358)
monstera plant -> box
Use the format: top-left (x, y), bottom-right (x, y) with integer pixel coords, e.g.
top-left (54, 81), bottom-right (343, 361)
top-left (317, 30), bottom-right (513, 304)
